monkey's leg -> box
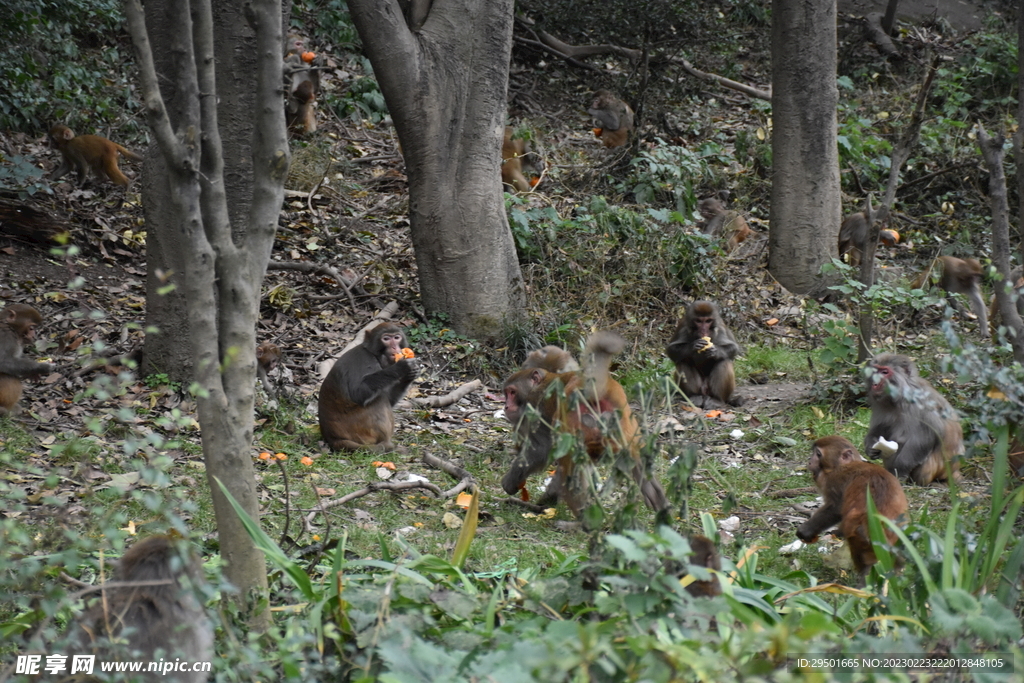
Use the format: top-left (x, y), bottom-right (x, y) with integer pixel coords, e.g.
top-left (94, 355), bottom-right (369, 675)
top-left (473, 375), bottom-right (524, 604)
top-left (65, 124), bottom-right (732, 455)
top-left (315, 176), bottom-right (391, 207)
top-left (708, 361), bottom-right (742, 406)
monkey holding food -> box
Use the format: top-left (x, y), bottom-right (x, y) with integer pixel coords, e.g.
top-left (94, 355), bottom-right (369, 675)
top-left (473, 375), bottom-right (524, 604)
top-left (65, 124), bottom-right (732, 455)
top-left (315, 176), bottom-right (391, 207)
top-left (588, 90), bottom-right (634, 149)
top-left (797, 436), bottom-right (908, 579)
top-left (318, 323), bottom-right (419, 452)
top-left (666, 301), bottom-right (743, 407)
top-left (863, 353), bottom-right (963, 485)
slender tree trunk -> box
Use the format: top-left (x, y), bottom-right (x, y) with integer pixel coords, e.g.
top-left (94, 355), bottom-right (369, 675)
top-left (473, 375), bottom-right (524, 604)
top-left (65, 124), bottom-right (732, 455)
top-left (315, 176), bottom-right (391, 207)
top-left (348, 0), bottom-right (524, 339)
top-left (126, 0), bottom-right (283, 623)
top-left (768, 0), bottom-right (842, 297)
top-left (979, 125), bottom-right (1024, 362)
top-left (1014, 0), bottom-right (1024, 264)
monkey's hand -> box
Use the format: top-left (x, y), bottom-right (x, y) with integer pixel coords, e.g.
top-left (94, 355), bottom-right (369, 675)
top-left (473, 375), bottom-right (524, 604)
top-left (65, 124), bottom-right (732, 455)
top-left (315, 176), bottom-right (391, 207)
top-left (795, 523), bottom-right (818, 544)
top-left (397, 357), bottom-right (421, 381)
top-left (696, 336), bottom-right (715, 353)
top-left (871, 437), bottom-right (899, 457)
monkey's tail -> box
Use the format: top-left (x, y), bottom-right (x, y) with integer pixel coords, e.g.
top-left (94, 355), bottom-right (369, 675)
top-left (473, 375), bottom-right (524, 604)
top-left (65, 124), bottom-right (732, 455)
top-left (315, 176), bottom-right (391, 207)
top-left (582, 331), bottom-right (624, 403)
top-left (116, 145), bottom-right (143, 162)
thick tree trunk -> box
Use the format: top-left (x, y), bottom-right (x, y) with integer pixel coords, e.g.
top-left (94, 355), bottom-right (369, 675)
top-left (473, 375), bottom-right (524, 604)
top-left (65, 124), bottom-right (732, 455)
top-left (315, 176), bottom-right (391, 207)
top-left (127, 0), bottom-right (282, 622)
top-left (348, 0), bottom-right (524, 340)
top-left (768, 0), bottom-right (842, 296)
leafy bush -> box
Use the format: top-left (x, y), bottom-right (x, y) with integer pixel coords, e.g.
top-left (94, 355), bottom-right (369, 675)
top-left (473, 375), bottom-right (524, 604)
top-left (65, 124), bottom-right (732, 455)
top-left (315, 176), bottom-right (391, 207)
top-left (0, 0), bottom-right (133, 133)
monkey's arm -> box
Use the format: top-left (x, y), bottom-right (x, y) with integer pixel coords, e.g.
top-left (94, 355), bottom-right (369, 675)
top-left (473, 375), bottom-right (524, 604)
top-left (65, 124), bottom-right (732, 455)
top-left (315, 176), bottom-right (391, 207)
top-left (0, 358), bottom-right (53, 378)
top-left (501, 427), bottom-right (553, 495)
top-left (588, 106), bottom-right (621, 131)
top-left (347, 360), bottom-right (418, 406)
top-left (666, 338), bottom-right (703, 365)
top-left (796, 504), bottom-right (843, 542)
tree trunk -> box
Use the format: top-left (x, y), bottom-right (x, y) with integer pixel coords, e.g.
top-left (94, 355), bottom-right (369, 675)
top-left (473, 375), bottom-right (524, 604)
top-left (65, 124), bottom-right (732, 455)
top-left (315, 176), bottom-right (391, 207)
top-left (347, 0), bottom-right (524, 340)
top-left (126, 0), bottom-right (282, 624)
top-left (1015, 0), bottom-right (1024, 264)
top-left (768, 0), bottom-right (842, 296)
top-left (978, 125), bottom-right (1024, 363)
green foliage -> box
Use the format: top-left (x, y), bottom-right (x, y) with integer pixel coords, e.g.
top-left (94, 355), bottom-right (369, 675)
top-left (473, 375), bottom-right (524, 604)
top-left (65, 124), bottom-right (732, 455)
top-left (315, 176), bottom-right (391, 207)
top-left (622, 139), bottom-right (729, 214)
top-left (0, 0), bottom-right (134, 133)
top-left (328, 67), bottom-right (388, 122)
top-left (932, 29), bottom-right (1018, 119)
top-left (836, 106), bottom-right (893, 189)
top-left (0, 154), bottom-right (50, 198)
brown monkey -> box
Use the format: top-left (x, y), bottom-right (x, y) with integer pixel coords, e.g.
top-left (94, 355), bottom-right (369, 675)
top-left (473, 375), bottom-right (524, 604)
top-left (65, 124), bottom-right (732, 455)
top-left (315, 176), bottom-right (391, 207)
top-left (521, 345), bottom-right (579, 373)
top-left (588, 90), bottom-right (634, 149)
top-left (49, 124), bottom-right (142, 187)
top-left (72, 535), bottom-right (213, 681)
top-left (912, 256), bottom-right (989, 338)
top-left (837, 212), bottom-right (900, 267)
top-left (256, 341), bottom-right (282, 397)
top-left (684, 534), bottom-right (722, 597)
top-left (501, 127), bottom-right (533, 193)
top-left (501, 332), bottom-right (668, 516)
top-left (797, 436), bottom-right (908, 578)
top-left (286, 80), bottom-right (317, 136)
top-left (283, 43), bottom-right (321, 137)
top-left (318, 323), bottom-right (419, 452)
top-left (666, 301), bottom-right (743, 407)
top-left (0, 304), bottom-right (53, 416)
top-left (698, 197), bottom-right (751, 253)
top-left (864, 354), bottom-right (963, 486)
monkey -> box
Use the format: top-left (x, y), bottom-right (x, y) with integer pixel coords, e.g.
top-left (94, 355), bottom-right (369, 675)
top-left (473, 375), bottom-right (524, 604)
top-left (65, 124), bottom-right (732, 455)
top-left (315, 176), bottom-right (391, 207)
top-left (912, 255), bottom-right (989, 338)
top-left (684, 534), bottom-right (722, 597)
top-left (500, 331), bottom-right (668, 517)
top-left (588, 90), bottom-right (634, 149)
top-left (666, 301), bottom-right (743, 407)
top-left (864, 353), bottom-right (963, 486)
top-left (256, 341), bottom-right (282, 398)
top-left (797, 436), bottom-right (908, 578)
top-left (318, 322), bottom-right (419, 452)
top-left (698, 197), bottom-right (752, 253)
top-left (71, 535), bottom-right (213, 681)
top-left (48, 124), bottom-right (142, 187)
top-left (837, 211), bottom-right (900, 267)
top-left (0, 304), bottom-right (53, 417)
top-left (501, 127), bottom-right (544, 193)
top-left (521, 345), bottom-right (579, 374)
top-left (286, 79), bottom-right (317, 136)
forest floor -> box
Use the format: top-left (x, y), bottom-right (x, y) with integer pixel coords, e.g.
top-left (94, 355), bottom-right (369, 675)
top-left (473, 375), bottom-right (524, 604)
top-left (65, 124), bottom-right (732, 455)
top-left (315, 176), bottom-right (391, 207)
top-left (0, 0), bottom-right (1009, 578)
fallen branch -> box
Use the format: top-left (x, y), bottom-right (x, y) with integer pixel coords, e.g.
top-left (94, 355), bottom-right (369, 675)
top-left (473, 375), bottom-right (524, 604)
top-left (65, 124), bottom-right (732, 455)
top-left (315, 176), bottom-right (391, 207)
top-left (676, 57), bottom-right (772, 101)
top-left (421, 452), bottom-right (473, 482)
top-left (537, 29), bottom-right (643, 63)
top-left (304, 479), bottom-right (442, 524)
top-left (768, 486), bottom-right (816, 499)
top-left (267, 260), bottom-right (359, 312)
top-left (399, 379), bottom-right (483, 409)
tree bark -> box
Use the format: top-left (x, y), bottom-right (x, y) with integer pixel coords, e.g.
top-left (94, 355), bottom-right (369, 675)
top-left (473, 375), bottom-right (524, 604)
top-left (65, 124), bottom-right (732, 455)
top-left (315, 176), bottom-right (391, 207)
top-left (1015, 0), bottom-right (1024, 265)
top-left (126, 0), bottom-right (283, 623)
top-left (978, 125), bottom-right (1024, 362)
top-left (347, 0), bottom-right (524, 340)
top-left (768, 0), bottom-right (842, 296)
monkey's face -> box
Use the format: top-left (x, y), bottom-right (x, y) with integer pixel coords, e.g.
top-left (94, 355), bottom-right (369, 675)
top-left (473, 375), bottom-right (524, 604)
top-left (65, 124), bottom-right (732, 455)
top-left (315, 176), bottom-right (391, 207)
top-left (807, 446), bottom-right (824, 481)
top-left (502, 369), bottom-right (544, 426)
top-left (373, 330), bottom-right (405, 366)
top-left (865, 361), bottom-right (895, 399)
top-left (692, 316), bottom-right (714, 338)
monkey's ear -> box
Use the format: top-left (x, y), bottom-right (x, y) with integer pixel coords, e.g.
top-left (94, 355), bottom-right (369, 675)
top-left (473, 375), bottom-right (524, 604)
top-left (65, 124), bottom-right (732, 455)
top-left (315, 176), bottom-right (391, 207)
top-left (529, 369), bottom-right (546, 385)
top-left (840, 448), bottom-right (860, 464)
top-left (2, 310), bottom-right (14, 323)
